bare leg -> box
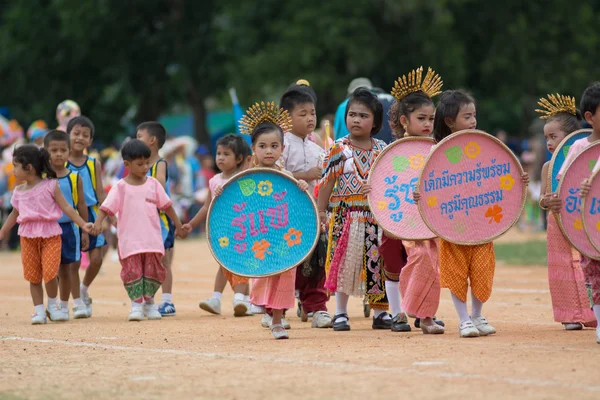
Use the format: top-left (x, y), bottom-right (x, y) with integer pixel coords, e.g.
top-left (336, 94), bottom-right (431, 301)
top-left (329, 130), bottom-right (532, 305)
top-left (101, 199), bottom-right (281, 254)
top-left (232, 283), bottom-right (249, 295)
top-left (82, 248), bottom-right (103, 287)
top-left (271, 309), bottom-right (285, 333)
top-left (70, 263), bottom-right (81, 299)
top-left (58, 264), bottom-right (71, 302)
top-left (45, 277), bottom-right (58, 299)
top-left (30, 282), bottom-right (44, 306)
top-left (214, 267), bottom-right (227, 293)
top-left (161, 248), bottom-right (173, 295)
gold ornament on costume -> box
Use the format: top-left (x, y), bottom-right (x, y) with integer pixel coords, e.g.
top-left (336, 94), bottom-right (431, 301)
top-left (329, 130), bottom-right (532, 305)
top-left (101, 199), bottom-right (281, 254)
top-left (239, 102), bottom-right (293, 136)
top-left (535, 94), bottom-right (577, 119)
top-left (296, 79), bottom-right (310, 86)
top-left (391, 66), bottom-right (443, 102)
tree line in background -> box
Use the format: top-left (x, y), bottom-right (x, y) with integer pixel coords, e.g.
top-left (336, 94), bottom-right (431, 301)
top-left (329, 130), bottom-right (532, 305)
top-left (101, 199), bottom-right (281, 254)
top-left (1, 0), bottom-right (599, 145)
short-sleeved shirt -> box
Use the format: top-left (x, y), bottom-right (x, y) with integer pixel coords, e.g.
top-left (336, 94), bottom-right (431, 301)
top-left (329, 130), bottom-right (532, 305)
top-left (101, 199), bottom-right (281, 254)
top-left (209, 173), bottom-right (229, 194)
top-left (100, 177), bottom-right (172, 259)
top-left (557, 138), bottom-right (595, 181)
top-left (67, 156), bottom-right (99, 206)
top-left (282, 132), bottom-right (324, 197)
top-left (11, 179), bottom-right (62, 238)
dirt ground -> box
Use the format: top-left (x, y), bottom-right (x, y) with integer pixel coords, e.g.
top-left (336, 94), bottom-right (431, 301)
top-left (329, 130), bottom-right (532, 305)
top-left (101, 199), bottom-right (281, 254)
top-left (0, 234), bottom-right (598, 400)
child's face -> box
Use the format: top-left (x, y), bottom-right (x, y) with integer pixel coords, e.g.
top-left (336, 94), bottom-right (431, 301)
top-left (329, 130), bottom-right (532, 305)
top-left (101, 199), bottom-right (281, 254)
top-left (215, 145), bottom-right (239, 173)
top-left (584, 105), bottom-right (600, 131)
top-left (290, 102), bottom-right (316, 138)
top-left (12, 161), bottom-right (28, 182)
top-left (136, 129), bottom-right (155, 149)
top-left (252, 131), bottom-right (283, 167)
top-left (69, 124), bottom-right (92, 153)
top-left (125, 157), bottom-right (151, 179)
top-left (450, 102), bottom-right (477, 132)
top-left (402, 104), bottom-right (435, 137)
top-left (47, 140), bottom-right (70, 168)
top-left (346, 102), bottom-right (374, 138)
top-left (543, 120), bottom-right (567, 154)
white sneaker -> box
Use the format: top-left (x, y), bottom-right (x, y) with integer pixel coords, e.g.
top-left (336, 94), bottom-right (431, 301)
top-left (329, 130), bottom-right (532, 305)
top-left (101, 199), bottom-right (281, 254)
top-left (73, 305), bottom-right (90, 319)
top-left (596, 327), bottom-right (600, 344)
top-left (128, 307), bottom-right (144, 322)
top-left (60, 306), bottom-right (70, 321)
top-left (143, 303), bottom-right (162, 320)
top-left (311, 311), bottom-right (333, 328)
top-left (250, 304), bottom-right (265, 314)
top-left (110, 250), bottom-right (119, 263)
top-left (46, 304), bottom-right (68, 322)
top-left (564, 323), bottom-right (583, 331)
top-left (458, 320), bottom-right (480, 338)
top-left (199, 297), bottom-right (221, 315)
top-left (81, 291), bottom-right (93, 317)
top-left (471, 316), bottom-right (496, 336)
top-left (261, 314), bottom-right (273, 328)
top-left (233, 300), bottom-right (249, 317)
top-left (281, 317), bottom-right (291, 329)
top-left (31, 313), bottom-right (47, 325)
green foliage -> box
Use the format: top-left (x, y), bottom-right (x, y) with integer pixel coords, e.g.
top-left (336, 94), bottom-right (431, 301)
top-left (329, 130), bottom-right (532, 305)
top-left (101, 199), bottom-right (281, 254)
top-left (494, 240), bottom-right (547, 266)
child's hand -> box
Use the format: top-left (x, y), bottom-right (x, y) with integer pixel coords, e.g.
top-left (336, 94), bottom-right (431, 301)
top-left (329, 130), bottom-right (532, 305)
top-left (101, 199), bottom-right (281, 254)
top-left (308, 167), bottom-right (322, 181)
top-left (580, 178), bottom-right (592, 198)
top-left (176, 227), bottom-right (188, 239)
top-left (297, 179), bottom-right (309, 192)
top-left (81, 233), bottom-right (90, 252)
top-left (214, 185), bottom-right (224, 197)
top-left (413, 190), bottom-right (421, 203)
top-left (91, 222), bottom-right (102, 236)
top-left (182, 223), bottom-right (193, 233)
top-left (547, 193), bottom-right (562, 213)
top-left (109, 216), bottom-right (118, 228)
top-left (360, 180), bottom-right (371, 195)
top-left (318, 211), bottom-right (328, 232)
top-left (82, 222), bottom-right (95, 235)
top-left (521, 173), bottom-right (530, 186)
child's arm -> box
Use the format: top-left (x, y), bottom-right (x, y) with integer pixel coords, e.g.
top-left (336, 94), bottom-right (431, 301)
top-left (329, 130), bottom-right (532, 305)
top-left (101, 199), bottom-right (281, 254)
top-left (154, 160), bottom-right (168, 190)
top-left (317, 178), bottom-right (335, 225)
top-left (164, 205), bottom-right (186, 239)
top-left (0, 209), bottom-right (19, 241)
top-left (76, 175), bottom-right (90, 250)
top-left (54, 183), bottom-right (92, 233)
top-left (94, 158), bottom-right (106, 204)
top-left (292, 168), bottom-right (321, 182)
top-left (91, 209), bottom-right (108, 236)
top-left (183, 190), bottom-right (212, 232)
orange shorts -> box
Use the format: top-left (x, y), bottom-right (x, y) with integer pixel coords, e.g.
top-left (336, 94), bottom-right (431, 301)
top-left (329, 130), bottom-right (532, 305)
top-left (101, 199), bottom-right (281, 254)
top-left (21, 235), bottom-right (61, 284)
top-left (221, 267), bottom-right (249, 288)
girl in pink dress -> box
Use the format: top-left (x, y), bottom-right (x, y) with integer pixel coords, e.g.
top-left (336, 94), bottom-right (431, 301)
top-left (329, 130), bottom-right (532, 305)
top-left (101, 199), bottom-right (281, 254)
top-left (0, 145), bottom-right (92, 324)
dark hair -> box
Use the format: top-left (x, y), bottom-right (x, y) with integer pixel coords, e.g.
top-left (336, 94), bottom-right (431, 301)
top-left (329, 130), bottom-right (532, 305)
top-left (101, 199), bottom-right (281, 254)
top-left (43, 130), bottom-right (70, 149)
top-left (250, 122), bottom-right (284, 145)
top-left (580, 82), bottom-right (600, 116)
top-left (345, 88), bottom-right (383, 135)
top-left (13, 144), bottom-right (57, 179)
top-left (66, 115), bottom-right (95, 139)
top-left (388, 92), bottom-right (434, 138)
top-left (433, 90), bottom-right (476, 143)
top-left (546, 111), bottom-right (582, 136)
top-left (280, 87), bottom-right (316, 114)
top-left (137, 121), bottom-right (167, 148)
top-left (121, 139), bottom-right (151, 161)
top-left (216, 134), bottom-right (251, 167)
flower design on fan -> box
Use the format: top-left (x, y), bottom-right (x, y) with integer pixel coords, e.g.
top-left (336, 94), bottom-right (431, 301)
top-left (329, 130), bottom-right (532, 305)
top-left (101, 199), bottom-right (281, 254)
top-left (377, 201), bottom-right (387, 210)
top-left (573, 219), bottom-right (583, 231)
top-left (535, 94), bottom-right (576, 119)
top-left (284, 228), bottom-right (302, 247)
top-left (218, 237), bottom-right (229, 248)
top-left (485, 205), bottom-right (503, 224)
top-left (499, 174), bottom-right (515, 191)
top-left (427, 197), bottom-right (437, 207)
top-left (409, 154), bottom-right (425, 170)
top-left (596, 221), bottom-right (600, 232)
top-left (252, 239), bottom-right (272, 260)
top-left (257, 180), bottom-right (273, 196)
top-left (239, 102), bottom-right (293, 136)
top-left (464, 141), bottom-right (481, 159)
top-left (391, 67), bottom-right (443, 101)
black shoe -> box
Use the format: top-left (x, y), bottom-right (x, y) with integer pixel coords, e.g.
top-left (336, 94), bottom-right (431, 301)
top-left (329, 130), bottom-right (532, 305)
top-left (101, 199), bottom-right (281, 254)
top-left (296, 301), bottom-right (302, 318)
top-left (391, 313), bottom-right (411, 332)
top-left (372, 313), bottom-right (392, 329)
top-left (414, 318), bottom-right (421, 328)
top-left (332, 313), bottom-right (351, 331)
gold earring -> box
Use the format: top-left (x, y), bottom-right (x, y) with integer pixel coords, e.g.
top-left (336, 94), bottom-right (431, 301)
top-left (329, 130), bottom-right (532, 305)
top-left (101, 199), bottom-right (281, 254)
top-left (252, 154), bottom-right (258, 167)
top-left (403, 124), bottom-right (409, 137)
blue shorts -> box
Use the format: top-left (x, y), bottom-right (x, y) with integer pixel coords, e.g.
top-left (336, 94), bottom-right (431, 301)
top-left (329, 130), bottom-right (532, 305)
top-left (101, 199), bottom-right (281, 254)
top-left (86, 205), bottom-right (107, 251)
top-left (164, 217), bottom-right (175, 250)
top-left (60, 221), bottom-right (81, 265)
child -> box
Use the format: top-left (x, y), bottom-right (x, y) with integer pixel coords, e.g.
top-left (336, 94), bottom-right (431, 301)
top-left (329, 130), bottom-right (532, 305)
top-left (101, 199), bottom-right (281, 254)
top-left (136, 122), bottom-right (178, 316)
top-left (44, 130), bottom-right (91, 320)
top-left (415, 89), bottom-right (529, 338)
top-left (183, 134), bottom-right (254, 317)
top-left (318, 88), bottom-right (390, 332)
top-left (66, 116), bottom-right (106, 317)
top-left (0, 145), bottom-right (93, 324)
top-left (536, 94), bottom-right (596, 330)
top-left (386, 67), bottom-right (444, 334)
top-left (564, 82), bottom-right (600, 344)
top-left (280, 86), bottom-right (333, 329)
top-left (91, 139), bottom-right (185, 321)
top-left (239, 102), bottom-right (309, 339)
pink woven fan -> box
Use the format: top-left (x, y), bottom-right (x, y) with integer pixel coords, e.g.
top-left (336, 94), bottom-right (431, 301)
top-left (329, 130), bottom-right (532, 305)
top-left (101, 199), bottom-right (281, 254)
top-left (583, 168), bottom-right (600, 253)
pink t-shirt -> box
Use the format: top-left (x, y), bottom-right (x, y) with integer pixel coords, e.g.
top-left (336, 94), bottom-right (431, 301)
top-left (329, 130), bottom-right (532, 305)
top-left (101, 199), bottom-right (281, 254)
top-left (208, 173), bottom-right (229, 194)
top-left (11, 179), bottom-right (62, 238)
top-left (100, 177), bottom-right (172, 259)
top-left (557, 138), bottom-right (596, 181)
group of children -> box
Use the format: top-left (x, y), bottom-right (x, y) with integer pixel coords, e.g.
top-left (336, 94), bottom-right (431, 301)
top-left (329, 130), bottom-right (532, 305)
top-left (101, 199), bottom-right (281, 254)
top-left (1, 73), bottom-right (599, 344)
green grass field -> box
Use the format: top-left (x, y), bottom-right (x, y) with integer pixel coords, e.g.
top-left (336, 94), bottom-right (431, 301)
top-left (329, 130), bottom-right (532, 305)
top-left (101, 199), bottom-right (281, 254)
top-left (494, 240), bottom-right (547, 266)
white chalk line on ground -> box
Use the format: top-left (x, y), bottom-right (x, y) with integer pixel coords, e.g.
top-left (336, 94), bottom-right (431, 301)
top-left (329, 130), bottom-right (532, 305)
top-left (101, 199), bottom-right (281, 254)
top-left (1, 336), bottom-right (598, 393)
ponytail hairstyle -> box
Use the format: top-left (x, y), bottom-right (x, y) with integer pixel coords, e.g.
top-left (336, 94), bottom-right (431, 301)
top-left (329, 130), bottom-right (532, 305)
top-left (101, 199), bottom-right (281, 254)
top-left (13, 144), bottom-right (57, 179)
top-left (433, 90), bottom-right (476, 143)
top-left (388, 92), bottom-right (434, 139)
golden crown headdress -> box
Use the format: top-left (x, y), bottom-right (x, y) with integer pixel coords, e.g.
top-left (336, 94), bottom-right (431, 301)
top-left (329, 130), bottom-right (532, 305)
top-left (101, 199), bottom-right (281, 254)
top-left (296, 79), bottom-right (310, 86)
top-left (535, 94), bottom-right (576, 119)
top-left (391, 66), bottom-right (443, 102)
top-left (239, 102), bottom-right (293, 135)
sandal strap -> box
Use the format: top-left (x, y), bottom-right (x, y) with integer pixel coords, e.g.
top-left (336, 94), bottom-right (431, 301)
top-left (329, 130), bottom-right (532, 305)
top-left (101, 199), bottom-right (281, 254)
top-left (332, 313), bottom-right (349, 323)
top-left (271, 323), bottom-right (285, 331)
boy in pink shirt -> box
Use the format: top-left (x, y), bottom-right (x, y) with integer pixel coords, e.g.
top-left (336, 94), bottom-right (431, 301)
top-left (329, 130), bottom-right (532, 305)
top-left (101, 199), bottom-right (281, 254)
top-left (91, 140), bottom-right (185, 321)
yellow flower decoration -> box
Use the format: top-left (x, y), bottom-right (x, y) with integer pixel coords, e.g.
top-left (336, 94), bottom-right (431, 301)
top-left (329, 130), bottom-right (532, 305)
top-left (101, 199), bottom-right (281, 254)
top-left (377, 201), bottom-right (388, 210)
top-left (257, 180), bottom-right (273, 196)
top-left (574, 219), bottom-right (583, 231)
top-left (409, 154), bottom-right (425, 170)
top-left (427, 197), bottom-right (437, 207)
top-left (499, 174), bottom-right (515, 191)
top-left (218, 237), bottom-right (229, 248)
top-left (464, 141), bottom-right (481, 159)
top-left (596, 221), bottom-right (600, 232)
